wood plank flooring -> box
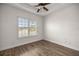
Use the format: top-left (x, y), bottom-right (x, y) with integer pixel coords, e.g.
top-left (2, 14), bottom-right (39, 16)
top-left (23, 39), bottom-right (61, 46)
top-left (0, 40), bottom-right (79, 56)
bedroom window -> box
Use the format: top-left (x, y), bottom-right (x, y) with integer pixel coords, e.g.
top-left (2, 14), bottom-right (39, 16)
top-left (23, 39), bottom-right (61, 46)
top-left (29, 21), bottom-right (38, 36)
top-left (18, 17), bottom-right (38, 38)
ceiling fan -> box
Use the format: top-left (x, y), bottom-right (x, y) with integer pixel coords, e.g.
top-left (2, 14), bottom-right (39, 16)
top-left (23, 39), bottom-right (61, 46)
top-left (35, 3), bottom-right (50, 12)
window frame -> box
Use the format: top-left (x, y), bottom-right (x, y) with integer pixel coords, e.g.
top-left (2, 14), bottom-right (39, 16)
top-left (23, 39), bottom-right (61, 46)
top-left (17, 16), bottom-right (38, 39)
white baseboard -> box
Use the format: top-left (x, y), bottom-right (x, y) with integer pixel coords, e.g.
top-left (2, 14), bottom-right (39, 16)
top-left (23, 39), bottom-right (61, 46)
top-left (44, 39), bottom-right (79, 51)
top-left (0, 39), bottom-right (42, 51)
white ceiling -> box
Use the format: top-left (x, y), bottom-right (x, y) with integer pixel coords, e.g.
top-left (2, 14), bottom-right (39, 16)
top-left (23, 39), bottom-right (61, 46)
top-left (9, 3), bottom-right (74, 16)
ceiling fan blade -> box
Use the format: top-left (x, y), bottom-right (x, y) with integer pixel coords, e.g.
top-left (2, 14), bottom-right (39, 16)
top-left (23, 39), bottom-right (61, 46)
top-left (43, 3), bottom-right (50, 5)
top-left (35, 3), bottom-right (50, 7)
top-left (37, 9), bottom-right (40, 12)
top-left (43, 7), bottom-right (48, 11)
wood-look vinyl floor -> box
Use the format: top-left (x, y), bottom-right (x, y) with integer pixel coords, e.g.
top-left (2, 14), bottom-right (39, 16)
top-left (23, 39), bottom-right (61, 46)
top-left (0, 40), bottom-right (79, 56)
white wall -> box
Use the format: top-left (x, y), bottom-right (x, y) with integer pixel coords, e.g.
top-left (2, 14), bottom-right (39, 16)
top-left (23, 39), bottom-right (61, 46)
top-left (1, 3), bottom-right (79, 51)
top-left (44, 4), bottom-right (79, 51)
top-left (0, 4), bottom-right (43, 51)
top-left (0, 5), bottom-right (2, 46)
